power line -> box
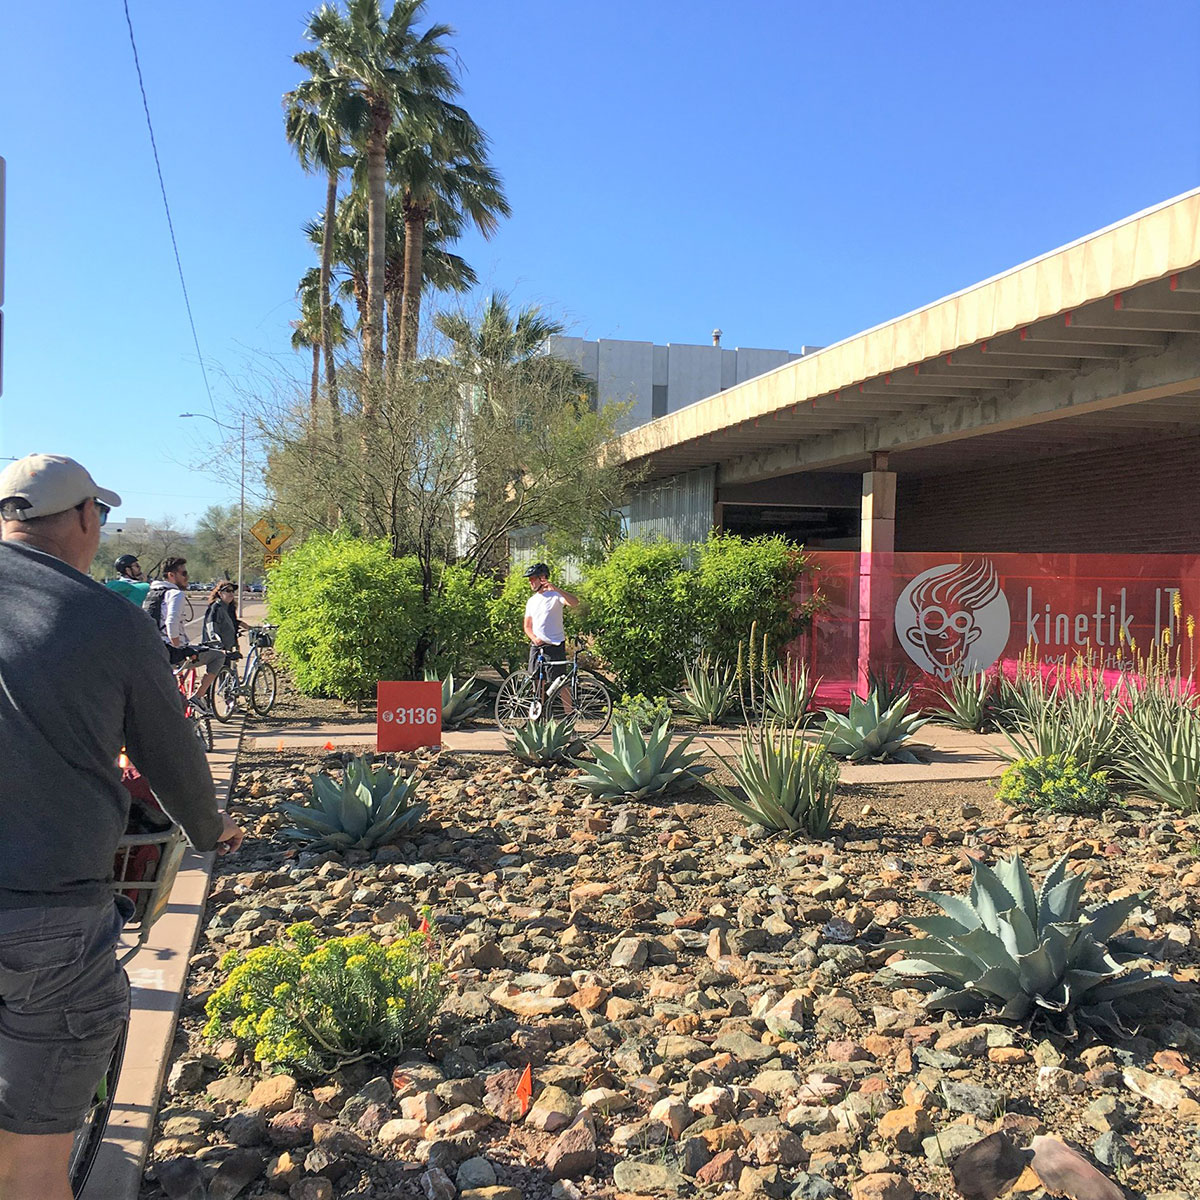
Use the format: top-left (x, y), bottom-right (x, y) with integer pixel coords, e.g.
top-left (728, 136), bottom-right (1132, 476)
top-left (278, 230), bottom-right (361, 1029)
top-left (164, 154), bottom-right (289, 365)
top-left (121, 0), bottom-right (218, 421)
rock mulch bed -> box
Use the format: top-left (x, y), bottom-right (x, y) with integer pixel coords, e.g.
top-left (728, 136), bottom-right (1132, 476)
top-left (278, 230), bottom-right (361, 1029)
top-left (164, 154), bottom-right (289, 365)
top-left (141, 748), bottom-right (1200, 1200)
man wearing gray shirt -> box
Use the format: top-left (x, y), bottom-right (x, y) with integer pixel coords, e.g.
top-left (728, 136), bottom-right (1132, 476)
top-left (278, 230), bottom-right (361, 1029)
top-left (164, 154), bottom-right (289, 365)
top-left (0, 454), bottom-right (243, 1200)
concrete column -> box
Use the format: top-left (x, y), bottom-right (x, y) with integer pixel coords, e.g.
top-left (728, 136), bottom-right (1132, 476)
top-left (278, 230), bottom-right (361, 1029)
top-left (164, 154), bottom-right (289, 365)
top-left (858, 453), bottom-right (897, 694)
top-left (860, 452), bottom-right (896, 552)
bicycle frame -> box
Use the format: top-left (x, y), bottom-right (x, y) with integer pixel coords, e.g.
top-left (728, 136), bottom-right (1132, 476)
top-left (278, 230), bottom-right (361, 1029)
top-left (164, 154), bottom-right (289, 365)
top-left (530, 646), bottom-right (579, 698)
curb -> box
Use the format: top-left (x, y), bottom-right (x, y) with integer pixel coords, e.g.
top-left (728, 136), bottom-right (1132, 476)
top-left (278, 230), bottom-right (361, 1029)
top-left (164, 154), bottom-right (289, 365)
top-left (82, 716), bottom-right (245, 1200)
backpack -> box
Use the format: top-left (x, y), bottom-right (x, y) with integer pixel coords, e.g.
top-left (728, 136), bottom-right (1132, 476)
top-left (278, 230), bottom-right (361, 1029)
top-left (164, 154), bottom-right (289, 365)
top-left (143, 582), bottom-right (191, 664)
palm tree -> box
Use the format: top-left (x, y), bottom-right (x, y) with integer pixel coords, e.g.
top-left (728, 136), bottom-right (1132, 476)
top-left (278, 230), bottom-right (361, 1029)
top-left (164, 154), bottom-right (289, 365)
top-left (299, 0), bottom-right (457, 388)
top-left (390, 105), bottom-right (509, 362)
top-left (305, 190), bottom-right (477, 377)
top-left (284, 60), bottom-right (363, 436)
top-left (436, 291), bottom-right (590, 414)
top-left (293, 271), bottom-right (350, 425)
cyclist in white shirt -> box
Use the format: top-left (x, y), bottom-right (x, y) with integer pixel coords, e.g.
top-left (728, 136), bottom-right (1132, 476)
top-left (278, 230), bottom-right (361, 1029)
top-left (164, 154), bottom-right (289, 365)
top-left (142, 556), bottom-right (224, 713)
top-left (522, 562), bottom-right (579, 711)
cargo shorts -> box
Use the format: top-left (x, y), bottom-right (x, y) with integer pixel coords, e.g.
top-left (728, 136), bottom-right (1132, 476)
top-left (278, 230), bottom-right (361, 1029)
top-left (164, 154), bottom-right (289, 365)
top-left (0, 902), bottom-right (129, 1134)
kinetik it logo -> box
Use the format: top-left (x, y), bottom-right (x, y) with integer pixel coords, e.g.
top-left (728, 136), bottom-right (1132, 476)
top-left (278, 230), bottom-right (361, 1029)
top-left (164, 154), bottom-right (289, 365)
top-left (895, 559), bottom-right (1011, 680)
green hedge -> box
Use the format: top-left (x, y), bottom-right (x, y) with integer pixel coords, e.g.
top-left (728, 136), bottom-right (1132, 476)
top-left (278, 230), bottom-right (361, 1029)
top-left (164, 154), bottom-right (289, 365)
top-left (268, 532), bottom-right (814, 701)
top-left (580, 533), bottom-right (814, 697)
top-left (268, 534), bottom-right (492, 699)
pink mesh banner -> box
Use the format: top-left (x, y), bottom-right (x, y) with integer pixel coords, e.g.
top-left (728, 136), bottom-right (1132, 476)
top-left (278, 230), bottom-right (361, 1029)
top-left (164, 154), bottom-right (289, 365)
top-left (786, 551), bottom-right (1200, 708)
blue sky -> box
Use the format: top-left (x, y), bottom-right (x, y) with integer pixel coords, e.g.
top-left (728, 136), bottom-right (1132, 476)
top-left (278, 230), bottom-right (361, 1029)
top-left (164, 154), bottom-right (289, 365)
top-left (1, 1), bottom-right (1198, 528)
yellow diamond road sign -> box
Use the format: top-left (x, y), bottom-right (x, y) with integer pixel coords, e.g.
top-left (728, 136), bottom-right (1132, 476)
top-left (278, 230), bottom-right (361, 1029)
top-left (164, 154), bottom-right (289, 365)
top-left (250, 518), bottom-right (294, 553)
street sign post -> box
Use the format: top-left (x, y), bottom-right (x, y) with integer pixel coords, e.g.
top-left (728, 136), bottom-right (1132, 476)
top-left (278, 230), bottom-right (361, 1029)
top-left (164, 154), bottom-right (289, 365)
top-left (250, 518), bottom-right (294, 554)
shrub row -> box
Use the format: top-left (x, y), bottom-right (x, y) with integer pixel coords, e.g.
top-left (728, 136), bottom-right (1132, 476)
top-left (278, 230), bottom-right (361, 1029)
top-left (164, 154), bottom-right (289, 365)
top-left (268, 532), bottom-right (815, 700)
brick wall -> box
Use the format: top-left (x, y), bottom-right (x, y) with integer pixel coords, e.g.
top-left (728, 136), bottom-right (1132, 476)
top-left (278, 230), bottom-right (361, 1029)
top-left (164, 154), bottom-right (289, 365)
top-left (896, 434), bottom-right (1200, 553)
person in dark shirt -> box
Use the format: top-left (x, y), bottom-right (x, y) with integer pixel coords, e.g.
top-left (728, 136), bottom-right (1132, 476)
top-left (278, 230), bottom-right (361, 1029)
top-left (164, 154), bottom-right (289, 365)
top-left (0, 454), bottom-right (243, 1200)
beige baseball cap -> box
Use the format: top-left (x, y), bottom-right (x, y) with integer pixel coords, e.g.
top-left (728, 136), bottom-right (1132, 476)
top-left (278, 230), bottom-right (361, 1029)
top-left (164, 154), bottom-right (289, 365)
top-left (0, 454), bottom-right (122, 520)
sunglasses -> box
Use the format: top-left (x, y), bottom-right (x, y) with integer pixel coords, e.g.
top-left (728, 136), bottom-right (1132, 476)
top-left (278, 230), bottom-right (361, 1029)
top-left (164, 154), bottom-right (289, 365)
top-left (78, 498), bottom-right (110, 527)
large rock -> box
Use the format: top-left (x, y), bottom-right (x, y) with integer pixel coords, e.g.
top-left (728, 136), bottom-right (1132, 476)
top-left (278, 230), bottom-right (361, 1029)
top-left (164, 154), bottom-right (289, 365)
top-left (1029, 1136), bottom-right (1124, 1200)
top-left (875, 1105), bottom-right (932, 1152)
top-left (611, 1159), bottom-right (686, 1195)
top-left (207, 1149), bottom-right (265, 1200)
top-left (527, 1085), bottom-right (579, 1133)
top-left (545, 1115), bottom-right (598, 1180)
top-left (247, 1075), bottom-right (298, 1115)
top-left (850, 1175), bottom-right (915, 1200)
top-left (951, 1132), bottom-right (1029, 1200)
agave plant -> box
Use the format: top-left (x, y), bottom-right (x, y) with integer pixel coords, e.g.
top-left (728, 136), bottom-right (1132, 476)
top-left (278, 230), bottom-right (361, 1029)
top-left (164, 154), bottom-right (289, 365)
top-left (280, 755), bottom-right (427, 851)
top-left (676, 655), bottom-right (737, 725)
top-left (762, 656), bottom-right (820, 726)
top-left (822, 689), bottom-right (929, 763)
top-left (1121, 704), bottom-right (1200, 813)
top-left (867, 663), bottom-right (911, 710)
top-left (885, 852), bottom-right (1177, 1036)
top-left (572, 718), bottom-right (711, 801)
top-left (703, 723), bottom-right (840, 836)
top-left (428, 672), bottom-right (488, 729)
top-left (937, 670), bottom-right (997, 733)
top-left (507, 715), bottom-right (579, 766)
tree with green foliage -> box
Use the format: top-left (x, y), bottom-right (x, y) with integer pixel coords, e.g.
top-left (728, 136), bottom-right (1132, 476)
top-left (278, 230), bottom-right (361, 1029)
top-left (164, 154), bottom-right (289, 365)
top-left (297, 0), bottom-right (458, 386)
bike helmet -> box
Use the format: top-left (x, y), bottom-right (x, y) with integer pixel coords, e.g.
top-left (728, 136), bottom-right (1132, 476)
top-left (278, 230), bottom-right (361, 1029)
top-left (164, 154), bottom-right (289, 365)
top-left (115, 553), bottom-right (140, 574)
top-left (523, 562), bottom-right (550, 579)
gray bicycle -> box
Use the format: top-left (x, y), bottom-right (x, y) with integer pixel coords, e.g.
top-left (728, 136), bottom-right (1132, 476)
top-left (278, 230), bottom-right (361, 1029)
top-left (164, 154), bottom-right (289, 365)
top-left (211, 625), bottom-right (278, 721)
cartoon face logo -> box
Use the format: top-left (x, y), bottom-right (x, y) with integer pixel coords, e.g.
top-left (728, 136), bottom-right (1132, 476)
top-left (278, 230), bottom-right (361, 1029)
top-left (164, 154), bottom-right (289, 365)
top-left (895, 559), bottom-right (1011, 680)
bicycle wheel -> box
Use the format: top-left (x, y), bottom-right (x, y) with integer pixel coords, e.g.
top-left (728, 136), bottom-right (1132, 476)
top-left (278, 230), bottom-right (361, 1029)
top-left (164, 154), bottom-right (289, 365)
top-left (69, 1017), bottom-right (128, 1197)
top-left (193, 712), bottom-right (213, 752)
top-left (550, 669), bottom-right (612, 738)
top-left (495, 671), bottom-right (538, 731)
top-left (210, 667), bottom-right (238, 722)
top-left (248, 662), bottom-right (278, 716)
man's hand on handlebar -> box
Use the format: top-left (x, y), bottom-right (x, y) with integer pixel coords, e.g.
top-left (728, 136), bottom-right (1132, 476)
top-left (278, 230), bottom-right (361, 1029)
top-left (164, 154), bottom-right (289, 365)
top-left (215, 812), bottom-right (244, 856)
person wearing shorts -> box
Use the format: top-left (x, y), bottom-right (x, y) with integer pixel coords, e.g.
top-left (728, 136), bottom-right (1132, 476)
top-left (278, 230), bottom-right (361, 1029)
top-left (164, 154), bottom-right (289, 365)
top-left (522, 562), bottom-right (579, 710)
top-left (0, 454), bottom-right (243, 1200)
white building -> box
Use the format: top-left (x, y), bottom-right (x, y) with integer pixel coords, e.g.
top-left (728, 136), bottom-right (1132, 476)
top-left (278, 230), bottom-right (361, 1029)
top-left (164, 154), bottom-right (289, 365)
top-left (546, 333), bottom-right (818, 430)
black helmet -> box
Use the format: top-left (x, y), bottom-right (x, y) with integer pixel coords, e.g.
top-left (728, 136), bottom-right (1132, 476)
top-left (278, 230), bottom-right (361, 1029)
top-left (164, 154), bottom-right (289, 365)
top-left (523, 561), bottom-right (550, 579)
top-left (115, 553), bottom-right (140, 574)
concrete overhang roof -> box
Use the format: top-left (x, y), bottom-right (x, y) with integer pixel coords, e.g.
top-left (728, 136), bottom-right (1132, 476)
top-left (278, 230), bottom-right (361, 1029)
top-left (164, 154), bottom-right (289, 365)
top-left (609, 187), bottom-right (1200, 485)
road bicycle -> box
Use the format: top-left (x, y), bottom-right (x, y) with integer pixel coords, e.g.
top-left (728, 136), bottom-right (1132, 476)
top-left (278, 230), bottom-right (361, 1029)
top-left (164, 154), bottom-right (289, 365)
top-left (174, 660), bottom-right (214, 752)
top-left (69, 769), bottom-right (187, 1196)
top-left (495, 638), bottom-right (613, 738)
top-left (211, 625), bottom-right (278, 722)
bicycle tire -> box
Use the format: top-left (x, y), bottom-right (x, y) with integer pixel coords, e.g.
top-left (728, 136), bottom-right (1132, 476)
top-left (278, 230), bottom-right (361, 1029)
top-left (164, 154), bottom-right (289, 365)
top-left (249, 662), bottom-right (277, 717)
top-left (193, 713), bottom-right (213, 752)
top-left (549, 669), bottom-right (612, 738)
top-left (69, 1015), bottom-right (128, 1197)
top-left (211, 667), bottom-right (238, 722)
top-left (495, 671), bottom-right (538, 731)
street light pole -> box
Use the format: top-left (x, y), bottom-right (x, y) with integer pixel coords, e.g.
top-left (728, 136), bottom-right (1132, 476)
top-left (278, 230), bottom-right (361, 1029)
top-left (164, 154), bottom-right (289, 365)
top-left (238, 412), bottom-right (245, 607)
top-left (179, 411), bottom-right (245, 607)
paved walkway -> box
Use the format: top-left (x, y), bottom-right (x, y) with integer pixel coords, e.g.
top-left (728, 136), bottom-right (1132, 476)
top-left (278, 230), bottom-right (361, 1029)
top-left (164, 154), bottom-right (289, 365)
top-left (250, 718), bottom-right (1008, 783)
top-left (82, 717), bottom-right (243, 1200)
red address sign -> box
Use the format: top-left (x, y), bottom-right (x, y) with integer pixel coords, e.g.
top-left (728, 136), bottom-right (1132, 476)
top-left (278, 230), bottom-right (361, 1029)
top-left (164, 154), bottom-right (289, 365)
top-left (377, 680), bottom-right (443, 752)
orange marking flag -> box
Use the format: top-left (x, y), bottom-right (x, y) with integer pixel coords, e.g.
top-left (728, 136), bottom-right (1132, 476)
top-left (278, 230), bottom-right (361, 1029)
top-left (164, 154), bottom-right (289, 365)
top-left (516, 1064), bottom-right (532, 1115)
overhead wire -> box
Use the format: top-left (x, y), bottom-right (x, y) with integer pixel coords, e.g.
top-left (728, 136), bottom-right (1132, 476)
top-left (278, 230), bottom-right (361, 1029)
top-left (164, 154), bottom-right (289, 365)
top-left (121, 0), bottom-right (218, 420)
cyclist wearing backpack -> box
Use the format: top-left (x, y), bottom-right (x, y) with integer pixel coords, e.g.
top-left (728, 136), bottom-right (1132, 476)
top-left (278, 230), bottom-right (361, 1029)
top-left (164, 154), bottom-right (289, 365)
top-left (143, 556), bottom-right (224, 714)
top-left (0, 454), bottom-right (242, 1200)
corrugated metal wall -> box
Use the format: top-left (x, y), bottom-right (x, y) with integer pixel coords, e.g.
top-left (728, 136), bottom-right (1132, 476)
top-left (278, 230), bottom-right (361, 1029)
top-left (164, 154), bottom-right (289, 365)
top-left (628, 467), bottom-right (715, 545)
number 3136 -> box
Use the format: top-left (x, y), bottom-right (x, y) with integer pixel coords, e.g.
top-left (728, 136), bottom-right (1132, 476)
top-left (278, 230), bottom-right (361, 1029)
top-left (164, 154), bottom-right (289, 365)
top-left (381, 707), bottom-right (439, 724)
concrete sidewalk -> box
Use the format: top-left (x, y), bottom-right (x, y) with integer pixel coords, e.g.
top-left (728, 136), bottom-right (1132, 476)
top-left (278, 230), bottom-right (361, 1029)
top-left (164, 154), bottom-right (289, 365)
top-left (249, 719), bottom-right (1008, 783)
top-left (82, 718), bottom-right (243, 1200)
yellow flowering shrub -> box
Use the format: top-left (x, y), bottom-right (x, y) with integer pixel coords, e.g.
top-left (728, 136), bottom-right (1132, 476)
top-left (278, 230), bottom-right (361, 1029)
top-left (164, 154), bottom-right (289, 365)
top-left (204, 921), bottom-right (444, 1075)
